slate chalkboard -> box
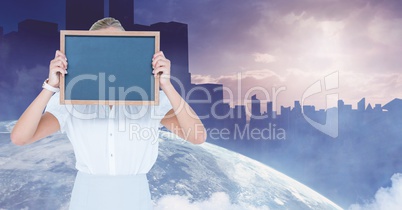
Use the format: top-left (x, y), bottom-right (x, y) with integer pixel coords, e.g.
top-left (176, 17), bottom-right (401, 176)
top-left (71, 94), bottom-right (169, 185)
top-left (60, 30), bottom-right (160, 105)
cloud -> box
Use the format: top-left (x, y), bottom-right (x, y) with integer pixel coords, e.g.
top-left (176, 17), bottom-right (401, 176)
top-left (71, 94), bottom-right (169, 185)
top-left (253, 53), bottom-right (276, 64)
top-left (368, 16), bottom-right (402, 48)
top-left (191, 74), bottom-right (219, 84)
top-left (349, 173), bottom-right (402, 210)
top-left (154, 192), bottom-right (270, 210)
top-left (192, 69), bottom-right (284, 84)
top-left (136, 0), bottom-right (402, 110)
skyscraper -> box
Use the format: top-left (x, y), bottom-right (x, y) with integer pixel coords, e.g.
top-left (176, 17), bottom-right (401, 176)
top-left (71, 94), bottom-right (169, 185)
top-left (358, 98), bottom-right (366, 112)
top-left (18, 19), bottom-right (58, 36)
top-left (293, 100), bottom-right (301, 114)
top-left (234, 105), bottom-right (247, 127)
top-left (149, 22), bottom-right (191, 92)
top-left (66, 0), bottom-right (104, 30)
top-left (109, 0), bottom-right (134, 29)
top-left (251, 94), bottom-right (261, 117)
top-left (267, 101), bottom-right (273, 118)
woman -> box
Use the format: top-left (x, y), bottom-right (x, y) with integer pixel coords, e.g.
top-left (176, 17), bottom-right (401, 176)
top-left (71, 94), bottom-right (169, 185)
top-left (10, 17), bottom-right (206, 210)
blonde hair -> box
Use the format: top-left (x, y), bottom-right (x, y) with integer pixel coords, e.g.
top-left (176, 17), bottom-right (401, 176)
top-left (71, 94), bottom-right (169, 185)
top-left (89, 17), bottom-right (125, 31)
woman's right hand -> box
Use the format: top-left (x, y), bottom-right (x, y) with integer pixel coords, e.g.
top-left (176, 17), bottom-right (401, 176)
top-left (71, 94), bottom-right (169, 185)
top-left (48, 50), bottom-right (68, 88)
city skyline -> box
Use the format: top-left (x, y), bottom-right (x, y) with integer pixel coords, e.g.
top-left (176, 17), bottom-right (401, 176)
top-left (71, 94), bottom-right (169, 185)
top-left (1, 16), bottom-right (400, 115)
top-left (1, 0), bottom-right (401, 110)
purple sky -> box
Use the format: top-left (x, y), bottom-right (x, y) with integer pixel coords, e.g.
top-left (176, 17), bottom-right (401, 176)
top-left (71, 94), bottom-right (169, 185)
top-left (135, 0), bottom-right (402, 111)
top-left (1, 0), bottom-right (401, 111)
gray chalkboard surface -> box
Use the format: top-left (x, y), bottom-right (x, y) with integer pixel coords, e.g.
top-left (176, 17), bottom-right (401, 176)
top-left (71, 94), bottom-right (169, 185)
top-left (60, 30), bottom-right (160, 105)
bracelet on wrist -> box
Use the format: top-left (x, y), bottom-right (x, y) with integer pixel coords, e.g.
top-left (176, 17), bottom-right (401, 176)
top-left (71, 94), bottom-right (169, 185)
top-left (42, 79), bottom-right (60, 93)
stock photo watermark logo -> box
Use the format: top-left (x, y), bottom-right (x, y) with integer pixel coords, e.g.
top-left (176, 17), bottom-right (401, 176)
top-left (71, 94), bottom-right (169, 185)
top-left (205, 123), bottom-right (286, 141)
top-left (301, 71), bottom-right (339, 138)
top-left (62, 71), bottom-right (338, 140)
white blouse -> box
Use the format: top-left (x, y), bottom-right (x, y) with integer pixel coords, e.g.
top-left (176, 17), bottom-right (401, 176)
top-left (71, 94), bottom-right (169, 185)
top-left (45, 91), bottom-right (172, 175)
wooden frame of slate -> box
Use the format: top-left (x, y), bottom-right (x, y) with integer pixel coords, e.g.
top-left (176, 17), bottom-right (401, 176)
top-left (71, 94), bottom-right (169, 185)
top-left (60, 30), bottom-right (160, 105)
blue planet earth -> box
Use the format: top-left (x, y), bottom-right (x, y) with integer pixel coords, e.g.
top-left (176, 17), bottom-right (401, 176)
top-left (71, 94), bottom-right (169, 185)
top-left (0, 121), bottom-right (342, 209)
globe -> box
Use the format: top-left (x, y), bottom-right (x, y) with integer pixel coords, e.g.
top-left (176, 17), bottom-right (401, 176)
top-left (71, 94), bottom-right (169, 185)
top-left (0, 121), bottom-right (342, 209)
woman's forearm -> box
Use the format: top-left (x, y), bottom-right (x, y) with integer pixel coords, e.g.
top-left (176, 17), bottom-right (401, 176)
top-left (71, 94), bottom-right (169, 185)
top-left (152, 51), bottom-right (206, 144)
top-left (11, 50), bottom-right (67, 145)
top-left (162, 84), bottom-right (207, 144)
top-left (10, 89), bottom-right (54, 145)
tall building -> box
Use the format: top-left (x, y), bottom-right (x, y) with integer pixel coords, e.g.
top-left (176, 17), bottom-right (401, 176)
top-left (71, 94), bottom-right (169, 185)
top-left (0, 26), bottom-right (3, 38)
top-left (66, 0), bottom-right (104, 30)
top-left (293, 100), bottom-right (301, 114)
top-left (249, 95), bottom-right (262, 128)
top-left (148, 22), bottom-right (192, 92)
top-left (186, 83), bottom-right (225, 128)
top-left (373, 104), bottom-right (382, 112)
top-left (251, 94), bottom-right (261, 117)
top-left (188, 83), bottom-right (223, 104)
top-left (366, 104), bottom-right (373, 111)
top-left (66, 0), bottom-right (192, 95)
top-left (303, 105), bottom-right (315, 116)
top-left (267, 101), bottom-right (273, 118)
top-left (18, 19), bottom-right (58, 36)
top-left (281, 106), bottom-right (291, 117)
top-left (357, 98), bottom-right (366, 112)
top-left (383, 98), bottom-right (402, 115)
top-left (109, 0), bottom-right (134, 28)
top-left (233, 105), bottom-right (246, 127)
top-left (338, 100), bottom-right (344, 110)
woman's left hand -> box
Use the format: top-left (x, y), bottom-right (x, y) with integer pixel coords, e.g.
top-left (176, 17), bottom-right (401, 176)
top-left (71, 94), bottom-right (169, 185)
top-left (152, 51), bottom-right (172, 89)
